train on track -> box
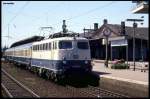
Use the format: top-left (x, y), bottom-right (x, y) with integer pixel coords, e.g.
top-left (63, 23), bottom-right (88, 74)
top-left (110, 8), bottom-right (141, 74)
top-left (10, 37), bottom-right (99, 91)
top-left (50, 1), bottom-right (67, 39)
top-left (4, 32), bottom-right (92, 83)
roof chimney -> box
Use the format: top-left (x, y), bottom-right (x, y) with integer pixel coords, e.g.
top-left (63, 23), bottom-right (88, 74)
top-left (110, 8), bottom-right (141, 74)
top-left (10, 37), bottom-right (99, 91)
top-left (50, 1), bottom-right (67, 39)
top-left (121, 21), bottom-right (125, 35)
top-left (94, 23), bottom-right (98, 31)
top-left (103, 19), bottom-right (108, 24)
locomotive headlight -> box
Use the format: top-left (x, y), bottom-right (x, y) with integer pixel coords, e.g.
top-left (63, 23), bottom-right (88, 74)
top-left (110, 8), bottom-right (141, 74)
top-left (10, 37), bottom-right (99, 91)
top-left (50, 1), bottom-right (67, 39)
top-left (85, 60), bottom-right (88, 64)
top-left (63, 60), bottom-right (67, 64)
top-left (62, 57), bottom-right (66, 60)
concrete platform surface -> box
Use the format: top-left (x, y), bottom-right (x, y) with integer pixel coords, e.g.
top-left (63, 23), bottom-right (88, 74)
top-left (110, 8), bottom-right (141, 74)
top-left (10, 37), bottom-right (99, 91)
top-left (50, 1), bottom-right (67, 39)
top-left (92, 60), bottom-right (149, 86)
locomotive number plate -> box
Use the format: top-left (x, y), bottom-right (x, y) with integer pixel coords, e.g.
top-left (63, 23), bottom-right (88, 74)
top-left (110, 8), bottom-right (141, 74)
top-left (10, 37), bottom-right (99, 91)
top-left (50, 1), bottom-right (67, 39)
top-left (72, 65), bottom-right (80, 68)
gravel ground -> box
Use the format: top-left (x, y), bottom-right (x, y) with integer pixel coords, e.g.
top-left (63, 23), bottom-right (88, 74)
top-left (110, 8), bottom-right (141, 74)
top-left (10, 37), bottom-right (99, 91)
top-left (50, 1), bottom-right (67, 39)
top-left (1, 62), bottom-right (92, 98)
top-left (1, 89), bottom-right (9, 98)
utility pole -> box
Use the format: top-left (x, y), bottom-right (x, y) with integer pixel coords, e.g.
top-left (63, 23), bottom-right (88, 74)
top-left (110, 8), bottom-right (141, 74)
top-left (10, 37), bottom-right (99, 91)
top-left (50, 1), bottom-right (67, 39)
top-left (3, 1), bottom-right (14, 48)
top-left (8, 24), bottom-right (10, 47)
top-left (126, 18), bottom-right (144, 71)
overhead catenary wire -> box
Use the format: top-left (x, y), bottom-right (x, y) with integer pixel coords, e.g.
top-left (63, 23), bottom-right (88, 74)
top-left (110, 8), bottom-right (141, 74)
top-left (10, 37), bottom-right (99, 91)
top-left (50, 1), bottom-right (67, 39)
top-left (2, 1), bottom-right (30, 47)
top-left (2, 1), bottom-right (30, 34)
top-left (8, 1), bottom-right (30, 24)
top-left (52, 1), bottom-right (117, 28)
top-left (66, 1), bottom-right (116, 20)
top-left (3, 1), bottom-right (117, 47)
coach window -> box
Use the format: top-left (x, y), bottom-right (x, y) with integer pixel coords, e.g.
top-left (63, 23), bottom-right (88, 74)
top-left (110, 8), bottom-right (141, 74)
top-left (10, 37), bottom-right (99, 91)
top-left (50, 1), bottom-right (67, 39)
top-left (38, 45), bottom-right (40, 51)
top-left (36, 45), bottom-right (38, 51)
top-left (44, 43), bottom-right (46, 50)
top-left (40, 44), bottom-right (42, 50)
top-left (41, 44), bottom-right (43, 50)
top-left (35, 45), bottom-right (37, 51)
top-left (34, 45), bottom-right (36, 51)
top-left (49, 43), bottom-right (51, 50)
top-left (32, 46), bottom-right (35, 51)
top-left (34, 46), bottom-right (36, 51)
top-left (45, 43), bottom-right (47, 50)
top-left (37, 45), bottom-right (39, 51)
top-left (43, 44), bottom-right (45, 50)
top-left (42, 44), bottom-right (44, 50)
top-left (35, 46), bottom-right (36, 51)
top-left (53, 42), bottom-right (55, 50)
top-left (46, 43), bottom-right (48, 50)
top-left (54, 42), bottom-right (57, 49)
top-left (39, 45), bottom-right (41, 50)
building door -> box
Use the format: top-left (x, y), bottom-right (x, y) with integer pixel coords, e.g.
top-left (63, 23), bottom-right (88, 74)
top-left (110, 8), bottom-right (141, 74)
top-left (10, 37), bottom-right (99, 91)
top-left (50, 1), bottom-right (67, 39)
top-left (119, 46), bottom-right (126, 60)
top-left (112, 46), bottom-right (126, 60)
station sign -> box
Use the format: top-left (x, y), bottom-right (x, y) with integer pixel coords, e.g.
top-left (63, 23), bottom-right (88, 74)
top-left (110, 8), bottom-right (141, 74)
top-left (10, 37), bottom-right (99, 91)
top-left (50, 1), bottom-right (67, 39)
top-left (111, 39), bottom-right (127, 46)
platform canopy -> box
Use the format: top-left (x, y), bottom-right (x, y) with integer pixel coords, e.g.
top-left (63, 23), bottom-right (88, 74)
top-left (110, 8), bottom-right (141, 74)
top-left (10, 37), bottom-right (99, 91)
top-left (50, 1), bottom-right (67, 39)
top-left (10, 36), bottom-right (44, 48)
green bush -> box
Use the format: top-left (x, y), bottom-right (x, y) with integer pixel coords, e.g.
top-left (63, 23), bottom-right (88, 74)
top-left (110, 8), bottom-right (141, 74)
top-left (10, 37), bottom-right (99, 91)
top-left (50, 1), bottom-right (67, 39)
top-left (111, 63), bottom-right (129, 69)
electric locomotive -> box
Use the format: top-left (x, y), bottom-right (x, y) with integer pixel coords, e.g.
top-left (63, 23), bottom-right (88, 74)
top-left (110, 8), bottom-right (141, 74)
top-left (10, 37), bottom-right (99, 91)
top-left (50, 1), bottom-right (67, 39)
top-left (31, 33), bottom-right (92, 82)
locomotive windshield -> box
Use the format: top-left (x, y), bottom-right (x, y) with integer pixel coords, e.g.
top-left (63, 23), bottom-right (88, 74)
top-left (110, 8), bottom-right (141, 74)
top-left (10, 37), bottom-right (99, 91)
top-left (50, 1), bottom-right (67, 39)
top-left (77, 41), bottom-right (89, 49)
top-left (59, 41), bottom-right (72, 49)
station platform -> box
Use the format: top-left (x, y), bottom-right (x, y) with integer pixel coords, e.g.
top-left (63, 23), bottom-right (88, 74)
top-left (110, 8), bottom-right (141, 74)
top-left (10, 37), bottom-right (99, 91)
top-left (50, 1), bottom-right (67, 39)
top-left (92, 60), bottom-right (149, 86)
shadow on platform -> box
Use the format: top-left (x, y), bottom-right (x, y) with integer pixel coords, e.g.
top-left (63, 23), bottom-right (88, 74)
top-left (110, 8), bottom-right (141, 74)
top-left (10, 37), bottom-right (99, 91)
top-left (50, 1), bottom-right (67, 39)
top-left (93, 71), bottom-right (111, 75)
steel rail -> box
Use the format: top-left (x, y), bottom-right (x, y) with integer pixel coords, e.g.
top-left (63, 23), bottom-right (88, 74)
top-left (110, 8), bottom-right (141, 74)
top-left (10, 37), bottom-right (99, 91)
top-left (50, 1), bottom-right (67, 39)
top-left (88, 85), bottom-right (129, 98)
top-left (2, 68), bottom-right (40, 98)
top-left (1, 83), bottom-right (13, 98)
top-left (66, 85), bottom-right (129, 98)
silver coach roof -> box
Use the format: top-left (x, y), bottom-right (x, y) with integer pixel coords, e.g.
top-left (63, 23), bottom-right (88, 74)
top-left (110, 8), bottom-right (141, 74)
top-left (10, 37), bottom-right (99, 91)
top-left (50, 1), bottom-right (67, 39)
top-left (32, 37), bottom-right (88, 45)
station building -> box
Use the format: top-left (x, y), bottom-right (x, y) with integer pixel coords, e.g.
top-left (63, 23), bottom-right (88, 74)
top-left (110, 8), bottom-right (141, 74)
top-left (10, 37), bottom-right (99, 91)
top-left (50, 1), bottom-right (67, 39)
top-left (132, 1), bottom-right (149, 14)
top-left (81, 19), bottom-right (149, 61)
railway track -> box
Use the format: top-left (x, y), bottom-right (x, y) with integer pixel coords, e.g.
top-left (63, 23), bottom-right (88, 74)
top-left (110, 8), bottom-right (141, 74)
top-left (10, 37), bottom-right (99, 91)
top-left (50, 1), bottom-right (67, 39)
top-left (66, 85), bottom-right (129, 98)
top-left (1, 62), bottom-right (130, 98)
top-left (1, 69), bottom-right (40, 98)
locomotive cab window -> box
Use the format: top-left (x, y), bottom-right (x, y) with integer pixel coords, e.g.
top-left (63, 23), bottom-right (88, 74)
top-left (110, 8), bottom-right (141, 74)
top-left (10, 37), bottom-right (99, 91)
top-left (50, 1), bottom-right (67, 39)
top-left (59, 41), bottom-right (72, 49)
top-left (77, 41), bottom-right (89, 49)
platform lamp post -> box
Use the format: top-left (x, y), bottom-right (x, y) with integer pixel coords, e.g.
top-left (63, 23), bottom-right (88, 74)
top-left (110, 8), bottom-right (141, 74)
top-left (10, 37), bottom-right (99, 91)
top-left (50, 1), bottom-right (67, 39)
top-left (103, 29), bottom-right (111, 68)
top-left (126, 18), bottom-right (144, 71)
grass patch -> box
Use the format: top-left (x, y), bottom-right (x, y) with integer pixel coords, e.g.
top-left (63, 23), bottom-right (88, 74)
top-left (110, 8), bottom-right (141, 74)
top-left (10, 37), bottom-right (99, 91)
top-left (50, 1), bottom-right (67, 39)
top-left (111, 63), bottom-right (129, 69)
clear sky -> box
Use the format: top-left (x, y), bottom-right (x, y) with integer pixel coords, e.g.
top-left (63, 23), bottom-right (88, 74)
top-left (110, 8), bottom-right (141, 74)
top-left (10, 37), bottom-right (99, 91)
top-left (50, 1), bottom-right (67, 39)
top-left (2, 1), bottom-right (148, 48)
